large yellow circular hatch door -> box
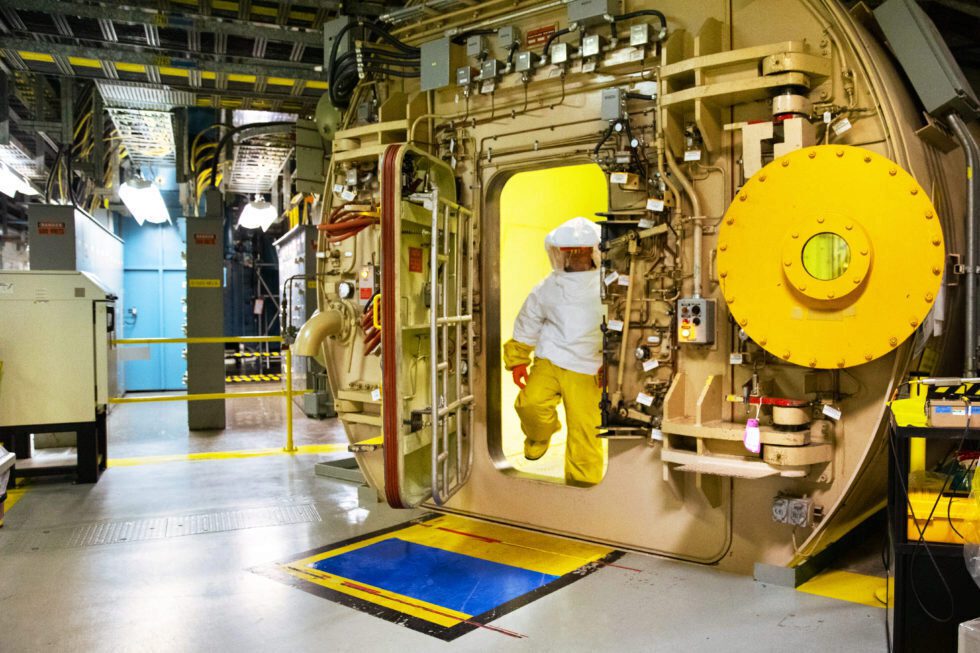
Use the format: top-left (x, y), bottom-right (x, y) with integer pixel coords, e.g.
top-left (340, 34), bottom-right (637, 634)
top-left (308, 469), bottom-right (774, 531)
top-left (717, 145), bottom-right (944, 369)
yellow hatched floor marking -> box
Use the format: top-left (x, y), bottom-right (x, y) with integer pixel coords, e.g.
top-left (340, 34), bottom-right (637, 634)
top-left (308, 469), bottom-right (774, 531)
top-left (109, 443), bottom-right (347, 467)
top-left (797, 570), bottom-right (893, 608)
top-left (5, 485), bottom-right (29, 511)
top-left (279, 564), bottom-right (471, 628)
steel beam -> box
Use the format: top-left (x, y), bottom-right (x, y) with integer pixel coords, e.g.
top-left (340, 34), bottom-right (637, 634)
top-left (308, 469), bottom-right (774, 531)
top-left (0, 36), bottom-right (325, 82)
top-left (0, 0), bottom-right (326, 46)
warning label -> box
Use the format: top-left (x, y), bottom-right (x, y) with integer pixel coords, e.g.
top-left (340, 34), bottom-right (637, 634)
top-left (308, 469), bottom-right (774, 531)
top-left (194, 233), bottom-right (217, 245)
top-left (409, 247), bottom-right (424, 273)
top-left (37, 221), bottom-right (66, 235)
top-left (526, 24), bottom-right (557, 47)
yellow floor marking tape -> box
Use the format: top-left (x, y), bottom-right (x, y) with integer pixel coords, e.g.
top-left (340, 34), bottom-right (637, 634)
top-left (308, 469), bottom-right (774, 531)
top-left (109, 443), bottom-right (347, 468)
top-left (279, 564), bottom-right (470, 628)
top-left (797, 569), bottom-right (894, 609)
top-left (5, 485), bottom-right (29, 512)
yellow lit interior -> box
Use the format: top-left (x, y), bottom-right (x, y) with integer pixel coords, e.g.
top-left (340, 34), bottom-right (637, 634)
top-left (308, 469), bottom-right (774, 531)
top-left (498, 163), bottom-right (609, 482)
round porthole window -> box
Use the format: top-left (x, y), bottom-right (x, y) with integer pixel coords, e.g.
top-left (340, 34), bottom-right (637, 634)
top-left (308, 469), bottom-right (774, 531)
top-left (802, 232), bottom-right (850, 281)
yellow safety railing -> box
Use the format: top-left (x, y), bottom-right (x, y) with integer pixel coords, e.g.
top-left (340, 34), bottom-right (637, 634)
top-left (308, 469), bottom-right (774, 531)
top-left (110, 335), bottom-right (300, 452)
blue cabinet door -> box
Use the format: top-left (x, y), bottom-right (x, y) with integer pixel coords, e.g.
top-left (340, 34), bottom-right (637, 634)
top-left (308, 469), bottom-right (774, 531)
top-left (123, 270), bottom-right (164, 390)
top-left (162, 270), bottom-right (187, 389)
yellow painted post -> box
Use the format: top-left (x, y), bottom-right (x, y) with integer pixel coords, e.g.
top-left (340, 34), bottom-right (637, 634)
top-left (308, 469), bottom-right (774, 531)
top-left (284, 345), bottom-right (297, 452)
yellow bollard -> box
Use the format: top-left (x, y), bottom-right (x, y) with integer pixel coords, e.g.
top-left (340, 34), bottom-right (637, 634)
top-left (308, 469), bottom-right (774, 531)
top-left (284, 346), bottom-right (297, 452)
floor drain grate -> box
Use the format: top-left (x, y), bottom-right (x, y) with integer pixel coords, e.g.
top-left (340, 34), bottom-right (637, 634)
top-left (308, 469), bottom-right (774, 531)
top-left (0, 503), bottom-right (321, 553)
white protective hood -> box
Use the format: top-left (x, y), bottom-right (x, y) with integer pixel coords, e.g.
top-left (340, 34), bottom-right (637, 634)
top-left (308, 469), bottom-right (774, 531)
top-left (512, 218), bottom-right (604, 375)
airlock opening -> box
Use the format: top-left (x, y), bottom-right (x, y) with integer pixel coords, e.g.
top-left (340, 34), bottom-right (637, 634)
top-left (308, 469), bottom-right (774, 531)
top-left (494, 163), bottom-right (609, 485)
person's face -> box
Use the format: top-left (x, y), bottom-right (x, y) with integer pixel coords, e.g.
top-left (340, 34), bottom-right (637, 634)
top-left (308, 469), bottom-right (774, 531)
top-left (563, 248), bottom-right (594, 272)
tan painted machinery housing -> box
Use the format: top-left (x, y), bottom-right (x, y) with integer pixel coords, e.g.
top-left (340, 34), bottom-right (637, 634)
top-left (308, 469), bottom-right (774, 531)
top-left (306, 0), bottom-right (969, 574)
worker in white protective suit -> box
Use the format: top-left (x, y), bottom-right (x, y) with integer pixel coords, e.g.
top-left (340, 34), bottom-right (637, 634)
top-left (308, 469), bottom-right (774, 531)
top-left (502, 217), bottom-right (605, 486)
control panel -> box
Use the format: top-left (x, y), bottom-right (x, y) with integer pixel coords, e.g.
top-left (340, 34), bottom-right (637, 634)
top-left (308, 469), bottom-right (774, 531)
top-left (677, 297), bottom-right (715, 345)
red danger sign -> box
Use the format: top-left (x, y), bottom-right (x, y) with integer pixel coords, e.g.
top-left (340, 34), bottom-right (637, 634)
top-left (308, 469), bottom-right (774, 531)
top-left (194, 233), bottom-right (217, 245)
top-left (526, 24), bottom-right (557, 47)
top-left (409, 247), bottom-right (423, 273)
top-left (37, 221), bottom-right (66, 235)
top-left (359, 287), bottom-right (373, 300)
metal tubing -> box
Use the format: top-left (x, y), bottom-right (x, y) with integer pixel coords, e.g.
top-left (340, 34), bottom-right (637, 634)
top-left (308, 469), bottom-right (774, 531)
top-left (430, 189), bottom-right (441, 503)
top-left (948, 113), bottom-right (980, 376)
top-left (614, 254), bottom-right (637, 397)
top-left (284, 346), bottom-right (296, 452)
top-left (114, 336), bottom-right (282, 345)
top-left (109, 390), bottom-right (295, 403)
top-left (665, 147), bottom-right (704, 298)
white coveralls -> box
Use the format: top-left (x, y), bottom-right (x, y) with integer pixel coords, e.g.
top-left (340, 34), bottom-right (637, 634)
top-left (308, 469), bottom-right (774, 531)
top-left (503, 217), bottom-right (605, 486)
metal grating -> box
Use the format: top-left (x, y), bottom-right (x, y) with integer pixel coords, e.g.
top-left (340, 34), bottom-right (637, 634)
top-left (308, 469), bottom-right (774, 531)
top-left (227, 143), bottom-right (293, 194)
top-left (0, 502), bottom-right (322, 553)
top-left (0, 141), bottom-right (45, 179)
top-left (106, 108), bottom-right (177, 165)
top-left (96, 81), bottom-right (195, 110)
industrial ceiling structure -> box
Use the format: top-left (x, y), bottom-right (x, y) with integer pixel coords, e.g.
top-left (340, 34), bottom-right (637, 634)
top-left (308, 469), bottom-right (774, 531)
top-left (0, 0), bottom-right (976, 242)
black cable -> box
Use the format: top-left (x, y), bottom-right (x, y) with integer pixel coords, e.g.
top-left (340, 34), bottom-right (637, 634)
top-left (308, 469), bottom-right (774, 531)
top-left (611, 9), bottom-right (669, 41)
top-left (506, 41), bottom-right (520, 65)
top-left (948, 456), bottom-right (977, 540)
top-left (882, 523), bottom-right (892, 653)
top-left (542, 27), bottom-right (572, 61)
top-left (888, 419), bottom-right (966, 624)
top-left (209, 121), bottom-right (295, 187)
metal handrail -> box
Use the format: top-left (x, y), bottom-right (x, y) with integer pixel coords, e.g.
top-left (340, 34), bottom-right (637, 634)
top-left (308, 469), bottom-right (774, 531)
top-left (110, 335), bottom-right (299, 452)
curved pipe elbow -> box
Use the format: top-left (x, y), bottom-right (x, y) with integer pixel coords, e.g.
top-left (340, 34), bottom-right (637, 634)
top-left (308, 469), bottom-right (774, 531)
top-left (295, 308), bottom-right (344, 358)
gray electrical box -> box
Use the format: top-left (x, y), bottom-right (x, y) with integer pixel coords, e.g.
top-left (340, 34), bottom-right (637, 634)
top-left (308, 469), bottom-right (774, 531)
top-left (676, 297), bottom-right (716, 345)
top-left (456, 66), bottom-right (475, 86)
top-left (274, 225), bottom-right (336, 419)
top-left (567, 0), bottom-right (619, 27)
top-left (874, 0), bottom-right (980, 119)
top-left (497, 26), bottom-right (519, 49)
top-left (420, 37), bottom-right (465, 92)
top-left (601, 87), bottom-right (624, 121)
top-left (323, 16), bottom-right (353, 75)
top-left (294, 119), bottom-right (326, 195)
top-left (186, 199), bottom-right (225, 430)
top-left (465, 34), bottom-right (485, 59)
top-left (515, 51), bottom-right (538, 74)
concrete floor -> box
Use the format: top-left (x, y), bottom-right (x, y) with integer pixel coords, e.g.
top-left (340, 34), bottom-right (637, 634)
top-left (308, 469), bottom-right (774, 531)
top-left (0, 396), bottom-right (889, 652)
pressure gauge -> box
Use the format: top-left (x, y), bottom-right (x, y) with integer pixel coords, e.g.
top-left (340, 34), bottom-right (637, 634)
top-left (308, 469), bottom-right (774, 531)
top-left (338, 281), bottom-right (355, 299)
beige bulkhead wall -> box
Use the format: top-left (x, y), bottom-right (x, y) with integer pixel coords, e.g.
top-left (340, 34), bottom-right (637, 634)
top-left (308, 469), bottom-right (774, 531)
top-left (317, 0), bottom-right (966, 573)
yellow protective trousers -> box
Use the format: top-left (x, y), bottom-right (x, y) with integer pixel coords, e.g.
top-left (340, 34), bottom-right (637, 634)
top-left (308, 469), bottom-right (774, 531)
top-left (514, 358), bottom-right (604, 486)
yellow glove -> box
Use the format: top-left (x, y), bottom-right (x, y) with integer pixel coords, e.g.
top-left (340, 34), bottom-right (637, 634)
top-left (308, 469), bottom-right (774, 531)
top-left (503, 339), bottom-right (534, 371)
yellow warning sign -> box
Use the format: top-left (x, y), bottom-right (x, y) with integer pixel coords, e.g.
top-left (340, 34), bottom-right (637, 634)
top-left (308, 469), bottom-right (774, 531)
top-left (188, 278), bottom-right (221, 288)
top-left (307, 280), bottom-right (317, 289)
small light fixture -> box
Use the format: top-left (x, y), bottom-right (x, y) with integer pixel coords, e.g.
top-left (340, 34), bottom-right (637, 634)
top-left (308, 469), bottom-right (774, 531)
top-left (119, 175), bottom-right (170, 225)
top-left (237, 195), bottom-right (278, 231)
top-left (0, 164), bottom-right (39, 198)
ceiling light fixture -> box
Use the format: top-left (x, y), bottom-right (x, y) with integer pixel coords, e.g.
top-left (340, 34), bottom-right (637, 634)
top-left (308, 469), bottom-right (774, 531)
top-left (237, 196), bottom-right (278, 231)
top-left (0, 164), bottom-right (39, 198)
top-left (119, 176), bottom-right (170, 225)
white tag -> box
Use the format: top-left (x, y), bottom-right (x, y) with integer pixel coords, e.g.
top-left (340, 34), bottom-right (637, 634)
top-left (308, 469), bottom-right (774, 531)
top-left (548, 67), bottom-right (562, 78)
top-left (617, 276), bottom-right (630, 287)
top-left (650, 428), bottom-right (663, 441)
top-left (636, 392), bottom-right (654, 407)
top-left (832, 118), bottom-right (852, 135)
top-left (683, 150), bottom-right (702, 162)
top-left (344, 251), bottom-right (353, 257)
top-left (341, 189), bottom-right (356, 202)
top-left (610, 172), bottom-right (629, 184)
top-left (823, 111), bottom-right (832, 124)
top-left (638, 218), bottom-right (654, 229)
top-left (607, 319), bottom-right (624, 332)
top-left (604, 271), bottom-right (620, 285)
top-left (582, 60), bottom-right (596, 73)
top-left (646, 198), bottom-right (665, 212)
top-left (370, 388), bottom-right (381, 401)
top-left (647, 335), bottom-right (661, 345)
top-left (480, 80), bottom-right (495, 94)
top-left (730, 353), bottom-right (744, 365)
top-left (822, 404), bottom-right (842, 420)
top-left (642, 359), bottom-right (659, 372)
top-left (629, 49), bottom-right (644, 62)
top-left (333, 184), bottom-right (344, 194)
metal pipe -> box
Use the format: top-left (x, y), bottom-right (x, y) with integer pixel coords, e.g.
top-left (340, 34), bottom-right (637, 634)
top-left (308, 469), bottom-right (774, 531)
top-left (284, 346), bottom-right (297, 452)
top-left (665, 147), bottom-right (704, 298)
top-left (430, 189), bottom-right (441, 503)
top-left (948, 113), bottom-right (980, 376)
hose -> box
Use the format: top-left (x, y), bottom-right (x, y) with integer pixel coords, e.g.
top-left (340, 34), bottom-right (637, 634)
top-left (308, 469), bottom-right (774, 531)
top-left (542, 26), bottom-right (574, 62)
top-left (610, 9), bottom-right (668, 41)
